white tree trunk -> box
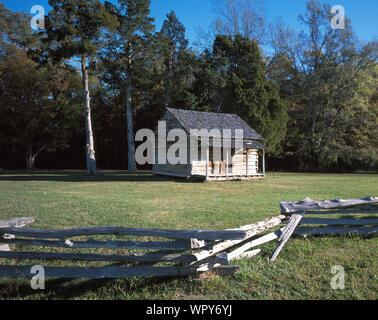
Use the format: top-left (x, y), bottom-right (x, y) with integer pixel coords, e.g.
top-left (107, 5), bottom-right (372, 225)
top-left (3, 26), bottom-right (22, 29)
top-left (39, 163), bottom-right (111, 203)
top-left (126, 65), bottom-right (137, 173)
top-left (81, 55), bottom-right (98, 175)
top-left (25, 146), bottom-right (45, 170)
top-left (25, 149), bottom-right (36, 170)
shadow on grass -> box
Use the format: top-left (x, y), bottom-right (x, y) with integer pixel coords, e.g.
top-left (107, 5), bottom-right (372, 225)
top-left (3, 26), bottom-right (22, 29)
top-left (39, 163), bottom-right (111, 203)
top-left (0, 275), bottom-right (188, 300)
top-left (0, 171), bottom-right (189, 183)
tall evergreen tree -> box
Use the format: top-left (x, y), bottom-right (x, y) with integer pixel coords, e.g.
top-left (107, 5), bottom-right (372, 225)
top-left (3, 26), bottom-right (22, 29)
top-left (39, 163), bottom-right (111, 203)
top-left (45, 0), bottom-right (117, 175)
top-left (159, 11), bottom-right (188, 111)
top-left (185, 49), bottom-right (228, 112)
top-left (103, 0), bottom-right (155, 173)
top-left (213, 34), bottom-right (288, 154)
top-left (0, 3), bottom-right (39, 54)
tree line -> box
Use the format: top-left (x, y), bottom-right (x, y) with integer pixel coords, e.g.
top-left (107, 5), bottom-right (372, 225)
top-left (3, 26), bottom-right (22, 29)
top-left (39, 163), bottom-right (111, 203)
top-left (0, 0), bottom-right (376, 173)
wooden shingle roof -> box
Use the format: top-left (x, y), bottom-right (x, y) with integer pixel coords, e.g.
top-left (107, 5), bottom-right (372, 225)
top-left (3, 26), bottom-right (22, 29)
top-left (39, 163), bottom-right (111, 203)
top-left (167, 108), bottom-right (264, 141)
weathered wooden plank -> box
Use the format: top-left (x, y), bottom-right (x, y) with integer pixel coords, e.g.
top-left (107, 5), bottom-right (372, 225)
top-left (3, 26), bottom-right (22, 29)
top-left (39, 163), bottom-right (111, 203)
top-left (293, 226), bottom-right (378, 237)
top-left (302, 210), bottom-right (378, 215)
top-left (217, 229), bottom-right (283, 264)
top-left (300, 218), bottom-right (378, 225)
top-left (196, 263), bottom-right (221, 272)
top-left (0, 244), bottom-right (10, 252)
top-left (217, 249), bottom-right (262, 263)
top-left (0, 251), bottom-right (197, 264)
top-left (278, 213), bottom-right (304, 241)
top-left (206, 175), bottom-right (265, 181)
top-left (280, 196), bottom-right (378, 214)
top-left (1, 217), bottom-right (35, 252)
top-left (0, 238), bottom-right (200, 251)
top-left (270, 213), bottom-right (304, 262)
top-left (0, 226), bottom-right (247, 241)
top-left (237, 249), bottom-right (261, 259)
top-left (227, 214), bottom-right (287, 231)
top-left (190, 239), bottom-right (207, 249)
top-left (192, 215), bottom-right (286, 264)
top-left (196, 264), bottom-right (240, 276)
top-left (231, 215), bottom-right (286, 234)
top-left (0, 265), bottom-right (198, 279)
top-left (0, 217), bottom-right (35, 228)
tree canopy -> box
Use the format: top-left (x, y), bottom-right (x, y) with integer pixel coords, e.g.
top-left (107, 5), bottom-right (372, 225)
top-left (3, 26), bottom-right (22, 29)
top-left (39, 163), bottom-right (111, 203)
top-left (0, 0), bottom-right (376, 172)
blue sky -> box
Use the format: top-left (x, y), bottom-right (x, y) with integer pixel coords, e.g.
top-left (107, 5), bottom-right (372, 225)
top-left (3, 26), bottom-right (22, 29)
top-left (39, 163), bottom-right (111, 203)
top-left (3, 0), bottom-right (377, 46)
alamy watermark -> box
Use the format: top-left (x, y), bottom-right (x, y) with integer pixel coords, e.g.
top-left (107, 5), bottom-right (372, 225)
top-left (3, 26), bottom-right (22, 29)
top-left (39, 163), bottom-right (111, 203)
top-left (30, 5), bottom-right (45, 31)
top-left (331, 265), bottom-right (345, 290)
top-left (30, 265), bottom-right (45, 290)
top-left (134, 121), bottom-right (244, 166)
top-left (331, 5), bottom-right (346, 30)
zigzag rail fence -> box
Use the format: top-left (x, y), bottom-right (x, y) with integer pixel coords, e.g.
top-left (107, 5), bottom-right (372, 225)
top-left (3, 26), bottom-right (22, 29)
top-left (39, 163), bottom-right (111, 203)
top-left (0, 196), bottom-right (376, 279)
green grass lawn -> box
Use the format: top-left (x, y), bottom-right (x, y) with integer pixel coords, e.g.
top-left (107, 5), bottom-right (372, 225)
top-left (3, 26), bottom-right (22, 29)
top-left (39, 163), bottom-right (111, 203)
top-left (0, 171), bottom-right (377, 300)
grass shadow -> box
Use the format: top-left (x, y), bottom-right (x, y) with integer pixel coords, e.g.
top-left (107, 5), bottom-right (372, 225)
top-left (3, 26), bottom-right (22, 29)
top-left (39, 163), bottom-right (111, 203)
top-left (0, 275), bottom-right (191, 300)
top-left (0, 171), bottom-right (189, 183)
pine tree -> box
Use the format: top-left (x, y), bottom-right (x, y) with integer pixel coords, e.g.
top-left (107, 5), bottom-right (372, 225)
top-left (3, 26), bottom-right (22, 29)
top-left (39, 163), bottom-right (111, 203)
top-left (103, 0), bottom-right (155, 173)
top-left (45, 0), bottom-right (118, 175)
top-left (159, 11), bottom-right (188, 111)
top-left (213, 35), bottom-right (288, 154)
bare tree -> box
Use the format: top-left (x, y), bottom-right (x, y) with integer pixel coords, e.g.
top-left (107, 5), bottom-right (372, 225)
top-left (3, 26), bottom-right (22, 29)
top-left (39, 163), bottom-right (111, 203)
top-left (267, 0), bottom-right (378, 169)
top-left (213, 0), bottom-right (266, 43)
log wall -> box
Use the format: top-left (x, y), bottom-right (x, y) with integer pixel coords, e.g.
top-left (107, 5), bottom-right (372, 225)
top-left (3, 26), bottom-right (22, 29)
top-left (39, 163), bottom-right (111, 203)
top-left (152, 110), bottom-right (261, 178)
top-left (152, 111), bottom-right (190, 178)
top-left (190, 148), bottom-right (259, 177)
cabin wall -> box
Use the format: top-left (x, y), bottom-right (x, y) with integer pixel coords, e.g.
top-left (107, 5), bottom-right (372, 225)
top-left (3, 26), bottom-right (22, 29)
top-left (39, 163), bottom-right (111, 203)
top-left (153, 139), bottom-right (190, 178)
top-left (232, 149), bottom-right (258, 175)
top-left (190, 146), bottom-right (229, 176)
top-left (190, 160), bottom-right (207, 176)
top-left (190, 148), bottom-right (259, 176)
top-left (152, 112), bottom-right (190, 178)
top-left (151, 110), bottom-right (262, 178)
top-left (188, 141), bottom-right (205, 176)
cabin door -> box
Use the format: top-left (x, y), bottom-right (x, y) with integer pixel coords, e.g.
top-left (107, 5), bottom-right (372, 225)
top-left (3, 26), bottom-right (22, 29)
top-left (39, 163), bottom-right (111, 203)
top-left (221, 147), bottom-right (233, 175)
top-left (210, 147), bottom-right (223, 175)
top-left (209, 147), bottom-right (233, 175)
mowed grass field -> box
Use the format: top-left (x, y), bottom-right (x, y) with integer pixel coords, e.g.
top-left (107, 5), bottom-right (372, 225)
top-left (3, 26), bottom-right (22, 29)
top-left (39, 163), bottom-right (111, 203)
top-left (0, 171), bottom-right (377, 300)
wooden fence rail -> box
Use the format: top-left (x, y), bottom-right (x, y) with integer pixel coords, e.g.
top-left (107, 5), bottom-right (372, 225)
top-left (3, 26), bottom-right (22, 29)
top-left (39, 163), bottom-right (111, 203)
top-left (1, 196), bottom-right (376, 279)
top-left (0, 226), bottom-right (247, 241)
top-left (0, 218), bottom-right (35, 252)
top-left (281, 196), bottom-right (378, 238)
top-left (0, 215), bottom-right (287, 279)
top-left (280, 196), bottom-right (378, 214)
top-left (268, 196), bottom-right (378, 260)
top-left (0, 238), bottom-right (198, 251)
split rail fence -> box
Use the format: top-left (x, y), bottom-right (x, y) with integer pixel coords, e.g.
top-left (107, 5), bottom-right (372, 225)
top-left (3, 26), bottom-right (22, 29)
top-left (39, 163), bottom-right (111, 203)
top-left (0, 196), bottom-right (376, 280)
top-left (269, 195), bottom-right (378, 261)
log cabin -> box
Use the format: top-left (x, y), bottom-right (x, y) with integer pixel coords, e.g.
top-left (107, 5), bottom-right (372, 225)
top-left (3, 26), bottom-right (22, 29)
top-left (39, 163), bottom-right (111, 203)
top-left (152, 108), bottom-right (267, 181)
